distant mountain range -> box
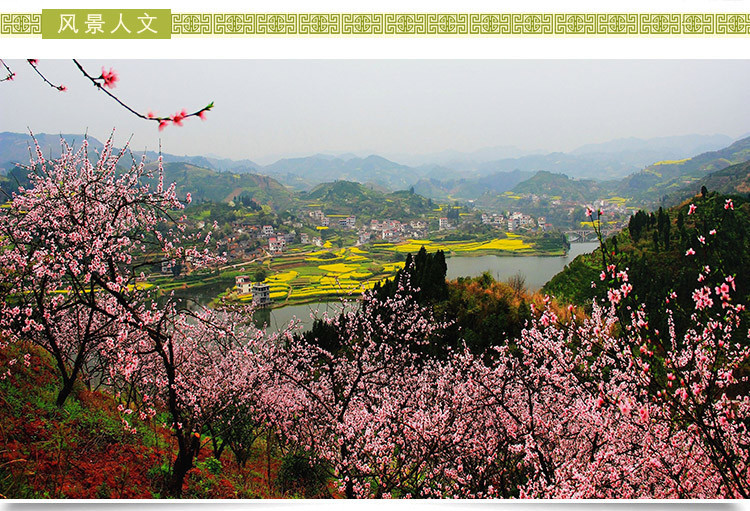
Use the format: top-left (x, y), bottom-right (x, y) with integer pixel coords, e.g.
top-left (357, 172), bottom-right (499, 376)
top-left (263, 154), bottom-right (423, 191)
top-left (413, 170), bottom-right (534, 201)
top-left (0, 132), bottom-right (262, 175)
top-left (0, 132), bottom-right (105, 168)
top-left (3, 131), bottom-right (750, 211)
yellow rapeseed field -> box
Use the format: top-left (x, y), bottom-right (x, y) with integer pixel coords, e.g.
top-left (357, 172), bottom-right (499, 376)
top-left (318, 263), bottom-right (359, 273)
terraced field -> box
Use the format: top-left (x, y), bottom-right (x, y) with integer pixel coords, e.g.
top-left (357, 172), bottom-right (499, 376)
top-left (227, 234), bottom-right (549, 306)
top-left (375, 234), bottom-right (533, 254)
top-left (230, 246), bottom-right (405, 305)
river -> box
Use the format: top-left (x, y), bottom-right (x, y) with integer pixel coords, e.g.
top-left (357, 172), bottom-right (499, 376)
top-left (258, 242), bottom-right (600, 333)
top-left (445, 242), bottom-right (599, 291)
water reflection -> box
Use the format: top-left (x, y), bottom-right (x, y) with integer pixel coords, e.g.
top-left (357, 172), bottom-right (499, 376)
top-left (445, 242), bottom-right (599, 291)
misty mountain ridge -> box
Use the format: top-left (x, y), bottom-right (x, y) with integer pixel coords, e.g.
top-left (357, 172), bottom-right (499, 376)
top-left (0, 132), bottom-right (263, 175)
top-left (4, 131), bottom-right (750, 210)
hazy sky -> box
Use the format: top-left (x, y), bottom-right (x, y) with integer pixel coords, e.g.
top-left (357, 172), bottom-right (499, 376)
top-left (2, 60), bottom-right (749, 164)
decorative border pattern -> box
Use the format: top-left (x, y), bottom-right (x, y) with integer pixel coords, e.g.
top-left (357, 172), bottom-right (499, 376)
top-left (1, 13), bottom-right (42, 35)
top-left (1, 12), bottom-right (750, 36)
top-left (171, 13), bottom-right (750, 36)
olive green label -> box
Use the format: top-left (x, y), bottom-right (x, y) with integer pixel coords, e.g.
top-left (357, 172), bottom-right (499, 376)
top-left (41, 9), bottom-right (171, 39)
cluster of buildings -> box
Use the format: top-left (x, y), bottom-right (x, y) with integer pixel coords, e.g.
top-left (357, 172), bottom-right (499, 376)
top-left (481, 212), bottom-right (543, 232)
top-left (366, 219), bottom-right (428, 243)
top-left (309, 210), bottom-right (356, 230)
top-left (506, 193), bottom-right (634, 230)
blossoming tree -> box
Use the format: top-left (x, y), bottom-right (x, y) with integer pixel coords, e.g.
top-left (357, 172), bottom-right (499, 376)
top-left (255, 200), bottom-right (750, 498)
top-left (0, 134), bottom-right (258, 497)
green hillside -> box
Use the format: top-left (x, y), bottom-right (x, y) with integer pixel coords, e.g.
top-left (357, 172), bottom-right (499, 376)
top-left (512, 171), bottom-right (608, 201)
top-left (152, 162), bottom-right (295, 211)
top-left (688, 159), bottom-right (750, 196)
top-left (544, 190), bottom-right (750, 347)
top-left (617, 136), bottom-right (750, 202)
top-left (413, 170), bottom-right (534, 201)
top-left (299, 180), bottom-right (436, 219)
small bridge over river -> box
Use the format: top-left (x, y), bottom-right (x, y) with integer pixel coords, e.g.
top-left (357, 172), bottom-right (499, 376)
top-left (563, 229), bottom-right (619, 242)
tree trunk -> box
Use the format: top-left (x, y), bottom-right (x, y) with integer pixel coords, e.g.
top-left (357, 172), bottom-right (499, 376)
top-left (266, 429), bottom-right (273, 491)
top-left (166, 435), bottom-right (199, 497)
top-left (54, 349), bottom-right (85, 407)
top-left (345, 479), bottom-right (354, 499)
top-left (55, 376), bottom-right (75, 407)
top-left (167, 451), bottom-right (192, 497)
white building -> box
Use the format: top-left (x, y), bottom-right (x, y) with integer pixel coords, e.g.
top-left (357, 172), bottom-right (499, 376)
top-left (269, 237), bottom-right (284, 254)
top-left (236, 275), bottom-right (254, 295)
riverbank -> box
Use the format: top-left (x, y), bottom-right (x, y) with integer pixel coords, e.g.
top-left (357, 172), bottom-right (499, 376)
top-left (149, 234), bottom-right (580, 309)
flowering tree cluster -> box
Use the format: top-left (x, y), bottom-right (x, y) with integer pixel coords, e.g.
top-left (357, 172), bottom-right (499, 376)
top-left (109, 304), bottom-right (282, 496)
top-left (248, 275), bottom-right (749, 497)
top-left (2, 136), bottom-right (750, 498)
top-left (248, 200), bottom-right (750, 498)
top-left (0, 135), bottom-right (239, 496)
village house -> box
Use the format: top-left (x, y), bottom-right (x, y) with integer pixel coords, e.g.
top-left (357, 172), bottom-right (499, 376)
top-left (235, 275), bottom-right (254, 295)
top-left (309, 210), bottom-right (325, 221)
top-left (252, 283), bottom-right (271, 307)
top-left (358, 231), bottom-right (371, 245)
top-left (283, 232), bottom-right (296, 245)
top-left (268, 237), bottom-right (285, 255)
top-left (161, 260), bottom-right (173, 275)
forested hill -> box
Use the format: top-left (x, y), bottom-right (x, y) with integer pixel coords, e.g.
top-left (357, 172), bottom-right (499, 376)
top-left (264, 154), bottom-right (419, 191)
top-left (299, 180), bottom-right (437, 218)
top-left (148, 162), bottom-right (296, 211)
top-left (685, 159), bottom-right (750, 197)
top-left (544, 190), bottom-right (750, 345)
top-left (615, 136), bottom-right (750, 202)
top-left (511, 171), bottom-right (608, 202)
